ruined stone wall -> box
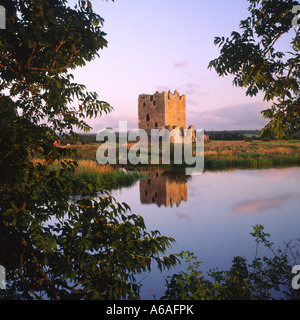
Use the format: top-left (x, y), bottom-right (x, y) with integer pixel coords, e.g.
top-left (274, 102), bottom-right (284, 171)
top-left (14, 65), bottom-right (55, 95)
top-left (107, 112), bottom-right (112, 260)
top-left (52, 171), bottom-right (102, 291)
top-left (164, 90), bottom-right (186, 129)
top-left (138, 90), bottom-right (209, 142)
top-left (138, 92), bottom-right (166, 131)
top-left (138, 91), bottom-right (186, 131)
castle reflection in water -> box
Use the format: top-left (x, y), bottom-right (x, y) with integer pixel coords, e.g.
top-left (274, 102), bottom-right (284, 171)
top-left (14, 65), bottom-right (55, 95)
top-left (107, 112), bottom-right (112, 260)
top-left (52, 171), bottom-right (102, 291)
top-left (139, 170), bottom-right (188, 208)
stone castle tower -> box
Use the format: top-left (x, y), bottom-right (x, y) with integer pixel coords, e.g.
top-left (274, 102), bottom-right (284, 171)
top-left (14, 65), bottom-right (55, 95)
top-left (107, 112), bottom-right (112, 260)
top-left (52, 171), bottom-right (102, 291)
top-left (138, 90), bottom-right (209, 143)
top-left (138, 90), bottom-right (186, 131)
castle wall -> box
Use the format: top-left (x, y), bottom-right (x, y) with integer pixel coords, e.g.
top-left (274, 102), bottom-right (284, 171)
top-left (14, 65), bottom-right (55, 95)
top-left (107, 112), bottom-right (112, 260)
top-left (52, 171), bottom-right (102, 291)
top-left (138, 91), bottom-right (186, 132)
top-left (138, 92), bottom-right (166, 131)
top-left (164, 90), bottom-right (186, 129)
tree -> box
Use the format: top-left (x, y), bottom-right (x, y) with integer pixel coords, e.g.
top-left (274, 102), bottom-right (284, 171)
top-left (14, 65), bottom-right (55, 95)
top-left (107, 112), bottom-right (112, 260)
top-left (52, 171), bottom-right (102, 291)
top-left (163, 225), bottom-right (300, 300)
top-left (0, 0), bottom-right (178, 300)
top-left (208, 0), bottom-right (300, 139)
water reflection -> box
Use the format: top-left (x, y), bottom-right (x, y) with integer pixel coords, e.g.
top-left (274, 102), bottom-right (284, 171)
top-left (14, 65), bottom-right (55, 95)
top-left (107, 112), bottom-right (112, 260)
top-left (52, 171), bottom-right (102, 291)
top-left (233, 193), bottom-right (300, 215)
top-left (139, 170), bottom-right (188, 208)
top-left (111, 167), bottom-right (300, 298)
top-left (2, 166), bottom-right (300, 300)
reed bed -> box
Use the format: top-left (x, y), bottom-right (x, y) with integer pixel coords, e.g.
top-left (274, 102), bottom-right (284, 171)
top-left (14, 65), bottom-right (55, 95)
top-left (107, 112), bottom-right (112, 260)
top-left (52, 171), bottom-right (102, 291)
top-left (32, 158), bottom-right (142, 190)
top-left (72, 160), bottom-right (142, 190)
top-left (203, 140), bottom-right (300, 170)
top-left (34, 139), bottom-right (300, 174)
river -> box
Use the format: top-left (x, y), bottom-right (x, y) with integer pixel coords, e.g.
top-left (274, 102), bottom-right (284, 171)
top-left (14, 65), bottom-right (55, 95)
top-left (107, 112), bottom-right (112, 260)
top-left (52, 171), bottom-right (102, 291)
top-left (111, 167), bottom-right (300, 299)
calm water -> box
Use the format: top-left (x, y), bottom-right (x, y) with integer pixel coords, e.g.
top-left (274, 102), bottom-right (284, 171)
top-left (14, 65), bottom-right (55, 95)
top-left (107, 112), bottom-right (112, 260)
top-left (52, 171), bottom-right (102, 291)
top-left (111, 167), bottom-right (300, 299)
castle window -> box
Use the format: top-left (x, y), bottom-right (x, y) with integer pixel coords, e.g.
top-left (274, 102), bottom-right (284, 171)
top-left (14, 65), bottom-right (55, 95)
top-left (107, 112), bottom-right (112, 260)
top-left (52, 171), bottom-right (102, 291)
top-left (153, 101), bottom-right (156, 106)
top-left (143, 102), bottom-right (146, 108)
top-left (155, 122), bottom-right (158, 128)
top-left (146, 114), bottom-right (150, 121)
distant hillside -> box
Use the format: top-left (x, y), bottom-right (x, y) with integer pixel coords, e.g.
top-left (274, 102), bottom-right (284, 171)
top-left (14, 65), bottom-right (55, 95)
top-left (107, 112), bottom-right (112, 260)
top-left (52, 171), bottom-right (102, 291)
top-left (59, 130), bottom-right (265, 145)
top-left (205, 130), bottom-right (261, 140)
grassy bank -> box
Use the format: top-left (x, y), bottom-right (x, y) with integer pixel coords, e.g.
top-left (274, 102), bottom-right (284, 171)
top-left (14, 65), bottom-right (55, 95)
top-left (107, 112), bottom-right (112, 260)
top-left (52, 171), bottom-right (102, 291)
top-left (61, 139), bottom-right (300, 170)
top-left (72, 160), bottom-right (142, 190)
top-left (204, 140), bottom-right (300, 170)
top-left (33, 159), bottom-right (143, 191)
top-left (33, 140), bottom-right (300, 189)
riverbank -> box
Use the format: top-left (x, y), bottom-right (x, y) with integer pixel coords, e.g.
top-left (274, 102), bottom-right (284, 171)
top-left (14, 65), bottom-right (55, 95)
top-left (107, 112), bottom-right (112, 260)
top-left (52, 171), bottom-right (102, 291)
top-left (32, 140), bottom-right (300, 190)
top-left (59, 139), bottom-right (300, 171)
top-left (32, 159), bottom-right (143, 191)
top-left (204, 140), bottom-right (300, 170)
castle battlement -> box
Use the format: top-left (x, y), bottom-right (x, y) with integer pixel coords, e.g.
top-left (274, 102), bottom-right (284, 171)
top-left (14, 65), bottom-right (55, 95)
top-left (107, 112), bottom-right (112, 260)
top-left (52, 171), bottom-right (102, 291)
top-left (139, 90), bottom-right (185, 102)
top-left (167, 90), bottom-right (185, 100)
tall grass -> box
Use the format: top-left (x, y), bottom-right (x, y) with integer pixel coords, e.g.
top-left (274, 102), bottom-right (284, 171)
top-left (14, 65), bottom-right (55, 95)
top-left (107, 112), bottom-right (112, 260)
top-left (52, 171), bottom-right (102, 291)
top-left (73, 160), bottom-right (142, 190)
top-left (35, 139), bottom-right (300, 174)
top-left (32, 159), bottom-right (143, 190)
top-left (203, 140), bottom-right (300, 170)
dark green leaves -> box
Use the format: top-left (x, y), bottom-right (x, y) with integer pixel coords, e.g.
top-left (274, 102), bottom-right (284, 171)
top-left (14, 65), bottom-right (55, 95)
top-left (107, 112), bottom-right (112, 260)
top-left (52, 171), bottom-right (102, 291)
top-left (208, 0), bottom-right (300, 139)
top-left (0, 0), bottom-right (179, 300)
top-left (1, 0), bottom-right (111, 134)
top-left (163, 225), bottom-right (300, 300)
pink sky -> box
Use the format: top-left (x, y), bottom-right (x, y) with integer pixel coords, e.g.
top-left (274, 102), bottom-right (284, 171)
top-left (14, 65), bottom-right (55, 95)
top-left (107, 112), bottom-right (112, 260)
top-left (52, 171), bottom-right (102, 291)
top-left (71, 0), bottom-right (275, 132)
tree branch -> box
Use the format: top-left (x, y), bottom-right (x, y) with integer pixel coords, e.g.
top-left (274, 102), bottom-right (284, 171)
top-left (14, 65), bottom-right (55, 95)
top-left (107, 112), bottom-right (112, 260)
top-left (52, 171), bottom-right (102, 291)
top-left (0, 49), bottom-right (80, 73)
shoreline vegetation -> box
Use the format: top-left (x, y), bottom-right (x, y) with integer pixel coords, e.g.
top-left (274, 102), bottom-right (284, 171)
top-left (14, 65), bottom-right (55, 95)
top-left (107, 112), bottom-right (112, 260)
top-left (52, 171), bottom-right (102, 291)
top-left (32, 159), bottom-right (143, 191)
top-left (203, 139), bottom-right (300, 170)
top-left (33, 138), bottom-right (300, 189)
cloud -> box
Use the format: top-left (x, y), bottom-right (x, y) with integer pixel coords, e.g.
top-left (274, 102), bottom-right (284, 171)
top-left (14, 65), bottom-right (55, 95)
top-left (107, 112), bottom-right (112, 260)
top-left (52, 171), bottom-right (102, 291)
top-left (180, 82), bottom-right (200, 95)
top-left (176, 213), bottom-right (192, 221)
top-left (86, 92), bottom-right (269, 132)
top-left (233, 193), bottom-right (300, 216)
top-left (186, 102), bottom-right (269, 130)
top-left (173, 60), bottom-right (189, 68)
top-left (155, 85), bottom-right (172, 92)
top-left (156, 82), bottom-right (204, 98)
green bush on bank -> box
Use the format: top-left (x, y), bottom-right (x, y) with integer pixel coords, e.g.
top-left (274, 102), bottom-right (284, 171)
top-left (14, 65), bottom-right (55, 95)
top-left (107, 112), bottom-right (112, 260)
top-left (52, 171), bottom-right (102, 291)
top-left (163, 225), bottom-right (300, 300)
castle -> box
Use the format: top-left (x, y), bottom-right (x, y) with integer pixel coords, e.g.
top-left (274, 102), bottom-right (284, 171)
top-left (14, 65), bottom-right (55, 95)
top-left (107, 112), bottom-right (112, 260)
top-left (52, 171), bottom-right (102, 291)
top-left (138, 90), bottom-right (209, 142)
top-left (138, 90), bottom-right (186, 131)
